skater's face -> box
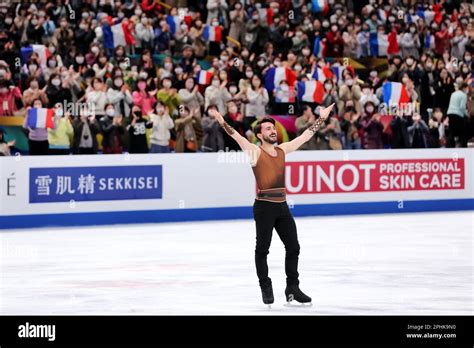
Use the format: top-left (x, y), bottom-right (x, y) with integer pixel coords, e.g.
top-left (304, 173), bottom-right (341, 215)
top-left (258, 122), bottom-right (277, 144)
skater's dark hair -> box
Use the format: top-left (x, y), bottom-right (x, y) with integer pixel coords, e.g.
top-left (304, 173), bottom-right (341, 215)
top-left (254, 117), bottom-right (276, 135)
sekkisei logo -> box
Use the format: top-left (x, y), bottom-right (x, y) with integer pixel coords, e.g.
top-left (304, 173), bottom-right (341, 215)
top-left (284, 158), bottom-right (464, 194)
top-left (18, 322), bottom-right (56, 341)
top-left (29, 165), bottom-right (163, 203)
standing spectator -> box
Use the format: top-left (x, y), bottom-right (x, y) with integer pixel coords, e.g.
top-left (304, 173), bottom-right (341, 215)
top-left (174, 106), bottom-right (202, 153)
top-left (201, 104), bottom-right (225, 152)
top-left (408, 113), bottom-right (430, 148)
top-left (178, 77), bottom-right (204, 119)
top-left (295, 105), bottom-right (318, 150)
top-left (428, 108), bottom-right (447, 148)
top-left (0, 81), bottom-right (22, 116)
top-left (245, 75), bottom-right (269, 123)
top-left (157, 77), bottom-right (180, 115)
top-left (99, 104), bottom-right (124, 154)
top-left (22, 78), bottom-right (48, 106)
top-left (446, 83), bottom-right (470, 147)
top-left (85, 78), bottom-right (108, 118)
top-left (72, 109), bottom-right (101, 155)
top-left (434, 68), bottom-right (455, 114)
top-left (133, 78), bottom-right (156, 116)
top-left (107, 75), bottom-right (133, 119)
top-left (390, 113), bottom-right (410, 149)
top-left (149, 101), bottom-right (174, 153)
top-left (46, 73), bottom-right (72, 108)
top-left (363, 112), bottom-right (384, 149)
top-left (127, 106), bottom-right (153, 154)
top-left (205, 75), bottom-right (232, 115)
top-left (48, 102), bottom-right (73, 155)
top-left (23, 99), bottom-right (49, 155)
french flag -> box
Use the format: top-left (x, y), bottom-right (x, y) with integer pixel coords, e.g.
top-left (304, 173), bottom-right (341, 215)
top-left (258, 8), bottom-right (273, 26)
top-left (332, 65), bottom-right (345, 82)
top-left (416, 8), bottom-right (435, 25)
top-left (264, 67), bottom-right (296, 93)
top-left (275, 86), bottom-right (295, 103)
top-left (383, 82), bottom-right (410, 106)
top-left (297, 80), bottom-right (325, 104)
top-left (312, 0), bottom-right (329, 14)
top-left (111, 23), bottom-right (127, 47)
top-left (369, 32), bottom-right (389, 57)
top-left (313, 36), bottom-right (325, 58)
top-left (21, 45), bottom-right (52, 68)
top-left (27, 108), bottom-right (55, 129)
top-left (197, 70), bottom-right (213, 85)
top-left (312, 65), bottom-right (333, 82)
top-left (166, 15), bottom-right (180, 35)
top-left (203, 25), bottom-right (222, 42)
top-left (377, 9), bottom-right (388, 22)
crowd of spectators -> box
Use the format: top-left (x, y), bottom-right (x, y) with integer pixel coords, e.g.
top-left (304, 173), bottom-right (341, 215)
top-left (0, 0), bottom-right (472, 156)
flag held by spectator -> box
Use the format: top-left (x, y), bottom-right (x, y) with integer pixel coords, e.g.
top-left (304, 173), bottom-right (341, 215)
top-left (424, 32), bottom-right (435, 50)
top-left (21, 45), bottom-right (51, 68)
top-left (312, 65), bottom-right (333, 82)
top-left (312, 0), bottom-right (329, 14)
top-left (377, 9), bottom-right (388, 22)
top-left (264, 67), bottom-right (296, 93)
top-left (383, 82), bottom-right (410, 106)
top-left (203, 25), bottom-right (222, 42)
top-left (275, 86), bottom-right (295, 103)
top-left (297, 80), bottom-right (325, 104)
top-left (258, 8), bottom-right (273, 26)
top-left (166, 15), bottom-right (180, 35)
top-left (27, 108), bottom-right (55, 129)
top-left (332, 65), bottom-right (345, 82)
top-left (369, 32), bottom-right (389, 57)
top-left (313, 36), bottom-right (325, 58)
top-left (197, 70), bottom-right (213, 85)
top-left (111, 23), bottom-right (127, 47)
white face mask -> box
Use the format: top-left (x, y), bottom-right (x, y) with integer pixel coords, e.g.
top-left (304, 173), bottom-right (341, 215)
top-left (245, 71), bottom-right (253, 78)
top-left (48, 60), bottom-right (57, 68)
top-left (346, 79), bottom-right (353, 86)
top-left (257, 60), bottom-right (265, 67)
top-left (139, 72), bottom-right (148, 79)
top-left (114, 79), bottom-right (123, 87)
top-left (229, 86), bottom-right (237, 94)
top-left (324, 83), bottom-right (332, 91)
top-left (294, 65), bottom-right (302, 71)
top-left (76, 56), bottom-right (84, 64)
top-left (302, 49), bottom-right (310, 56)
top-left (175, 68), bottom-right (183, 74)
top-left (366, 106), bottom-right (374, 113)
top-left (91, 47), bottom-right (99, 54)
top-left (52, 78), bottom-right (61, 86)
top-left (106, 108), bottom-right (115, 116)
top-left (164, 62), bottom-right (173, 70)
top-left (163, 81), bottom-right (172, 88)
top-left (229, 106), bottom-right (238, 113)
top-left (56, 109), bottom-right (64, 117)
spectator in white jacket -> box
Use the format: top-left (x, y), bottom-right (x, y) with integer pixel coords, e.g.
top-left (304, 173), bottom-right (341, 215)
top-left (179, 77), bottom-right (204, 119)
top-left (245, 75), bottom-right (269, 123)
top-left (204, 75), bottom-right (231, 115)
top-left (107, 75), bottom-right (133, 118)
top-left (134, 16), bottom-right (155, 52)
top-left (86, 77), bottom-right (108, 117)
top-left (149, 101), bottom-right (174, 153)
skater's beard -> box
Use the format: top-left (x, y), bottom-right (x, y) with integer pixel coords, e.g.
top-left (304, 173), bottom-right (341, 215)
top-left (261, 133), bottom-right (278, 144)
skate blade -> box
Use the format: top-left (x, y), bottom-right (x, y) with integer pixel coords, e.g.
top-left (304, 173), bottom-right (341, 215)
top-left (284, 301), bottom-right (313, 307)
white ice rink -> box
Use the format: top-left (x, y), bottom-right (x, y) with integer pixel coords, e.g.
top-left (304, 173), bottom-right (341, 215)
top-left (1, 211), bottom-right (473, 315)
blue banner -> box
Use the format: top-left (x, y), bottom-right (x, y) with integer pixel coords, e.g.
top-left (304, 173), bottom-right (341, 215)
top-left (29, 165), bottom-right (163, 203)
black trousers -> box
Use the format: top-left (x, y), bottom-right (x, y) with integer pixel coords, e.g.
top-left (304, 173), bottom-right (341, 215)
top-left (253, 199), bottom-right (300, 288)
top-left (447, 114), bottom-right (467, 147)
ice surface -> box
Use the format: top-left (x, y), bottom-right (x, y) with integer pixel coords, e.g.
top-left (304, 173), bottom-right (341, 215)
top-left (1, 211), bottom-right (472, 315)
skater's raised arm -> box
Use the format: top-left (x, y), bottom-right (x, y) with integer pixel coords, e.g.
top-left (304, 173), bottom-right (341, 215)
top-left (278, 103), bottom-right (335, 155)
top-left (208, 108), bottom-right (260, 155)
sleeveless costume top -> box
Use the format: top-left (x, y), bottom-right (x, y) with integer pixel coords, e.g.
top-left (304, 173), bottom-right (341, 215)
top-left (251, 146), bottom-right (286, 203)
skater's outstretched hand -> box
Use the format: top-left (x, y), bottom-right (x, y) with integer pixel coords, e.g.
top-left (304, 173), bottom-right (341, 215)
top-left (318, 103), bottom-right (335, 123)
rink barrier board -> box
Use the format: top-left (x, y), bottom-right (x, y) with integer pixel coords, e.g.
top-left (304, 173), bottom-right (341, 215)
top-left (1, 198), bottom-right (473, 230)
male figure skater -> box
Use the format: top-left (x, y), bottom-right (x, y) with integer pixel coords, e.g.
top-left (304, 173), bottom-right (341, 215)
top-left (209, 104), bottom-right (334, 305)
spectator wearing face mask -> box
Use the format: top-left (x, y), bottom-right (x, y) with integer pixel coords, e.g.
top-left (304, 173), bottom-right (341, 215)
top-left (85, 77), bottom-right (108, 117)
top-left (23, 99), bottom-right (50, 155)
top-left (408, 113), bottom-right (430, 148)
top-left (340, 104), bottom-right (362, 150)
top-left (127, 106), bottom-right (153, 154)
top-left (174, 105), bottom-right (203, 153)
top-left (400, 24), bottom-right (421, 59)
top-left (338, 72), bottom-right (362, 114)
top-left (179, 77), bottom-right (204, 119)
top-left (72, 109), bottom-right (101, 155)
top-left (75, 19), bottom-right (95, 55)
top-left (362, 102), bottom-right (384, 149)
top-left (45, 73), bottom-right (72, 108)
top-left (359, 84), bottom-right (379, 109)
top-left (322, 79), bottom-right (339, 108)
top-left (48, 103), bottom-right (73, 155)
top-left (201, 104), bottom-right (225, 152)
top-left (0, 79), bottom-right (23, 116)
top-left (26, 14), bottom-right (45, 45)
top-left (205, 75), bottom-right (232, 116)
top-left (390, 111), bottom-right (410, 149)
top-left (229, 2), bottom-right (247, 48)
top-left (356, 23), bottom-right (371, 58)
top-left (450, 26), bottom-right (469, 61)
top-left (446, 83), bottom-right (470, 147)
top-left (157, 77), bottom-right (181, 115)
top-left (420, 58), bottom-right (437, 122)
top-left (43, 56), bottom-right (61, 82)
top-left (434, 68), bottom-right (455, 114)
top-left (99, 103), bottom-right (124, 154)
top-left (107, 75), bottom-right (133, 119)
top-left (428, 108), bottom-right (447, 148)
top-left (132, 78), bottom-right (156, 116)
top-left (52, 17), bottom-right (74, 57)
top-left (22, 78), bottom-right (48, 107)
top-left (207, 0), bottom-right (229, 27)
top-left (149, 101), bottom-right (174, 153)
top-left (134, 15), bottom-right (155, 54)
top-left (273, 79), bottom-right (296, 115)
top-left (222, 101), bottom-right (252, 151)
top-left (325, 24), bottom-right (344, 57)
top-left (295, 105), bottom-right (318, 150)
top-left (245, 74), bottom-right (268, 124)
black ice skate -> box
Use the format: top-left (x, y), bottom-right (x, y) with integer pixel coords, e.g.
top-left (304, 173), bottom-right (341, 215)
top-left (260, 284), bottom-right (274, 307)
top-left (285, 284), bottom-right (312, 306)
